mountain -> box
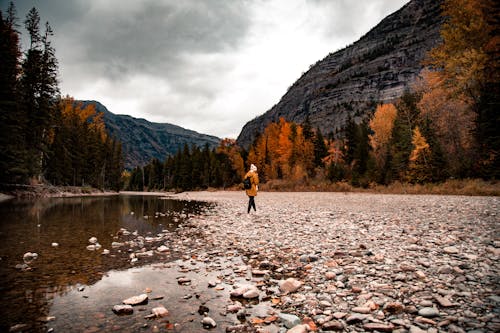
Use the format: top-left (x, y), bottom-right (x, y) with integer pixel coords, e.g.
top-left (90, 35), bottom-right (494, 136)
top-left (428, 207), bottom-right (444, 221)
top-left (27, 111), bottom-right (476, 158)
top-left (237, 0), bottom-right (443, 148)
top-left (80, 101), bottom-right (221, 169)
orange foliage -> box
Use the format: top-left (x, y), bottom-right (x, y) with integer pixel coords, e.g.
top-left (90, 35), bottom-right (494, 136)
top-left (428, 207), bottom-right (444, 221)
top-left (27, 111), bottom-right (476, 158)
top-left (217, 138), bottom-right (245, 178)
top-left (248, 118), bottom-right (314, 182)
top-left (59, 97), bottom-right (107, 141)
top-left (322, 140), bottom-right (344, 166)
top-left (416, 70), bottom-right (475, 174)
top-left (369, 104), bottom-right (397, 170)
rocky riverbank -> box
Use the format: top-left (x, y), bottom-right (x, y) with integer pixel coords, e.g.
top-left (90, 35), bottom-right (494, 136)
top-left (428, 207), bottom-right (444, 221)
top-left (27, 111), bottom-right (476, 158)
top-left (164, 191), bottom-right (500, 332)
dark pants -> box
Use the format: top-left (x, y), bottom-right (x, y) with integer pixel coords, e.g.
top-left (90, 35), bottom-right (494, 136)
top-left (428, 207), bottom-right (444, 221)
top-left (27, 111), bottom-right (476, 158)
top-left (247, 196), bottom-right (256, 213)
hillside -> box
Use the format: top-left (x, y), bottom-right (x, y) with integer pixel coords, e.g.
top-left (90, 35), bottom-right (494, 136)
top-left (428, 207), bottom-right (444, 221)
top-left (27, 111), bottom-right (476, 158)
top-left (80, 101), bottom-right (221, 169)
top-left (237, 0), bottom-right (443, 148)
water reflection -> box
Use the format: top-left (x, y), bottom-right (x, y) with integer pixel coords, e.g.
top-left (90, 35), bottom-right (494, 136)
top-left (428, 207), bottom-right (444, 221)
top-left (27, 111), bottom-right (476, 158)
top-left (0, 195), bottom-right (211, 332)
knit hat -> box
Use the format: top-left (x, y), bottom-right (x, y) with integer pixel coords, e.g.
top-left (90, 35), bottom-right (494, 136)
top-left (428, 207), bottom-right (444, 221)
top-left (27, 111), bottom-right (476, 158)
top-left (250, 164), bottom-right (257, 172)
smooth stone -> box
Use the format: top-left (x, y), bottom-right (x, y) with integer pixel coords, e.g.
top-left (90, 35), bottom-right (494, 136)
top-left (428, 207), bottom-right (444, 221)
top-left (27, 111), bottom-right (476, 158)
top-left (287, 324), bottom-right (309, 333)
top-left (418, 307), bottom-right (439, 317)
top-left (151, 306), bottom-right (169, 317)
top-left (279, 278), bottom-right (302, 294)
top-left (122, 294), bottom-right (148, 305)
top-left (88, 237), bottom-right (98, 244)
top-left (51, 243), bottom-right (59, 247)
top-left (112, 304), bottom-right (133, 315)
top-left (352, 306), bottom-right (371, 314)
top-left (243, 288), bottom-right (260, 299)
top-left (23, 252), bottom-right (38, 261)
top-left (278, 313), bottom-right (301, 328)
top-left (202, 316), bottom-right (217, 328)
top-left (443, 246), bottom-right (459, 254)
top-left (322, 320), bottom-right (344, 330)
top-left (157, 245), bottom-right (169, 252)
top-left (435, 295), bottom-right (454, 307)
top-left (363, 323), bottom-right (395, 332)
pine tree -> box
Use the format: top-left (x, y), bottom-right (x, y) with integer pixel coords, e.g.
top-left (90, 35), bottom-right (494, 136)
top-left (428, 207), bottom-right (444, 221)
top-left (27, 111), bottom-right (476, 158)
top-left (19, 7), bottom-right (59, 181)
top-left (0, 3), bottom-right (26, 184)
top-left (313, 127), bottom-right (328, 168)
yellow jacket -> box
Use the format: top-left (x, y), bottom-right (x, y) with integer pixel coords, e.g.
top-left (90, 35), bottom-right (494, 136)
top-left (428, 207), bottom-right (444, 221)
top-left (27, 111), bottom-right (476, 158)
top-left (244, 171), bottom-right (259, 196)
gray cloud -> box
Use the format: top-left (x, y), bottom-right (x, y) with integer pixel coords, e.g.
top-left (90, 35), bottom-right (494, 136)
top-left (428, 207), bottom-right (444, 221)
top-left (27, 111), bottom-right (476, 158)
top-left (3, 0), bottom-right (409, 138)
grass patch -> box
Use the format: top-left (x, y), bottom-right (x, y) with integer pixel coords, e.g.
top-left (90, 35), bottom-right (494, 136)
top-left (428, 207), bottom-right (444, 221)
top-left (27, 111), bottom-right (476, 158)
top-left (258, 178), bottom-right (499, 196)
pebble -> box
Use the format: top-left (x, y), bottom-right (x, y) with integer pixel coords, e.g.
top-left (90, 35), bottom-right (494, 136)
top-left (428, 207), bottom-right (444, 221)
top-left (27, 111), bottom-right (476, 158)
top-left (286, 324), bottom-right (309, 333)
top-left (278, 313), bottom-right (301, 328)
top-left (112, 304), bottom-right (133, 315)
top-left (87, 192), bottom-right (499, 333)
top-left (279, 278), bottom-right (302, 294)
top-left (151, 306), bottom-right (168, 317)
top-left (418, 307), bottom-right (440, 318)
top-left (122, 294), bottom-right (148, 305)
top-left (201, 316), bottom-right (217, 328)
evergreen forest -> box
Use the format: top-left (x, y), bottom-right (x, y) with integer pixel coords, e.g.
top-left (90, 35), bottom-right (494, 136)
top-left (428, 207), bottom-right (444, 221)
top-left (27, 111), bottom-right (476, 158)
top-left (1, 0), bottom-right (498, 193)
top-left (0, 4), bottom-right (123, 190)
top-left (127, 0), bottom-right (499, 191)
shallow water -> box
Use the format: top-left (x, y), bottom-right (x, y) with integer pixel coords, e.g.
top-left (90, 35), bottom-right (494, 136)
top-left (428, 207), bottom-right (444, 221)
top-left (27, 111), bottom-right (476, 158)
top-left (0, 195), bottom-right (225, 332)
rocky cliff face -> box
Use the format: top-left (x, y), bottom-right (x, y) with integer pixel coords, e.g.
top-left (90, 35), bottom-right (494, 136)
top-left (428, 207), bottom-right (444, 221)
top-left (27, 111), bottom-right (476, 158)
top-left (80, 101), bottom-right (220, 169)
top-left (237, 0), bottom-right (443, 148)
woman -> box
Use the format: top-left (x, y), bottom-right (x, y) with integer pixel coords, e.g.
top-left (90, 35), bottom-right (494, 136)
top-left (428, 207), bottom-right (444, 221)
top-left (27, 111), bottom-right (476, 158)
top-left (244, 164), bottom-right (259, 213)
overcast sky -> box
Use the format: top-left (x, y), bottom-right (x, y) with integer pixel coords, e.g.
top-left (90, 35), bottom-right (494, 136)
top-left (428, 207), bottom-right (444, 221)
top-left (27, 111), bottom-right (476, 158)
top-left (4, 0), bottom-right (409, 139)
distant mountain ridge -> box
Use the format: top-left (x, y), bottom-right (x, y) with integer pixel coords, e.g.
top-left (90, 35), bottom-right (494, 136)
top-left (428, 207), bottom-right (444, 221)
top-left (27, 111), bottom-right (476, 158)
top-left (80, 101), bottom-right (221, 169)
top-left (237, 0), bottom-right (443, 148)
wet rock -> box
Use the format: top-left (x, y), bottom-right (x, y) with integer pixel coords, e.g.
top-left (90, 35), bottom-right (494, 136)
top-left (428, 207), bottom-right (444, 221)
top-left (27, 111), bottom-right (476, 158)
top-left (151, 306), bottom-right (169, 317)
top-left (51, 242), bottom-right (59, 247)
top-left (202, 316), bottom-right (217, 328)
top-left (15, 263), bottom-right (30, 271)
top-left (278, 313), bottom-right (301, 328)
top-left (9, 323), bottom-right (29, 332)
top-left (122, 294), bottom-right (148, 305)
top-left (23, 252), bottom-right (38, 262)
top-left (231, 284), bottom-right (258, 297)
top-left (88, 237), bottom-right (98, 244)
top-left (112, 304), bottom-right (133, 315)
top-left (198, 305), bottom-right (209, 315)
top-left (177, 277), bottom-right (191, 285)
top-left (227, 302), bottom-right (243, 313)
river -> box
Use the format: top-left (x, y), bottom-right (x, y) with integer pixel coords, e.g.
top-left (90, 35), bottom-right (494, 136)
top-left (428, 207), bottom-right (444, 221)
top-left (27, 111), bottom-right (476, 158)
top-left (0, 194), bottom-right (246, 333)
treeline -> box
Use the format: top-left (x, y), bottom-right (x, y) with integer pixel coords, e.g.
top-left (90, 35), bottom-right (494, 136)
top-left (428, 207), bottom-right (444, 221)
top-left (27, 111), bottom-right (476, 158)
top-left (0, 4), bottom-right (123, 190)
top-left (133, 0), bottom-right (498, 191)
top-left (126, 140), bottom-right (241, 191)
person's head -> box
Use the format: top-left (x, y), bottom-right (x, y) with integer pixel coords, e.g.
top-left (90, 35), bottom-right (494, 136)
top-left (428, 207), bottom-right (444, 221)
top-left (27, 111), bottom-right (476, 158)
top-left (250, 164), bottom-right (257, 172)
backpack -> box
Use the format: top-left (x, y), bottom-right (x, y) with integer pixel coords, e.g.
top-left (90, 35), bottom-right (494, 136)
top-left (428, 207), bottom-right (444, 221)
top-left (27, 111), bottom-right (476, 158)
top-left (243, 176), bottom-right (251, 189)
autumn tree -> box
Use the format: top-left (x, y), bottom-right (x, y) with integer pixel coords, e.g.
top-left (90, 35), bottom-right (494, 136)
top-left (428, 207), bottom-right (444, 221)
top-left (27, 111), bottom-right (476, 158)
top-left (369, 103), bottom-right (397, 183)
top-left (45, 98), bottom-right (123, 190)
top-left (426, 0), bottom-right (500, 178)
top-left (416, 70), bottom-right (475, 177)
top-left (406, 127), bottom-right (433, 183)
